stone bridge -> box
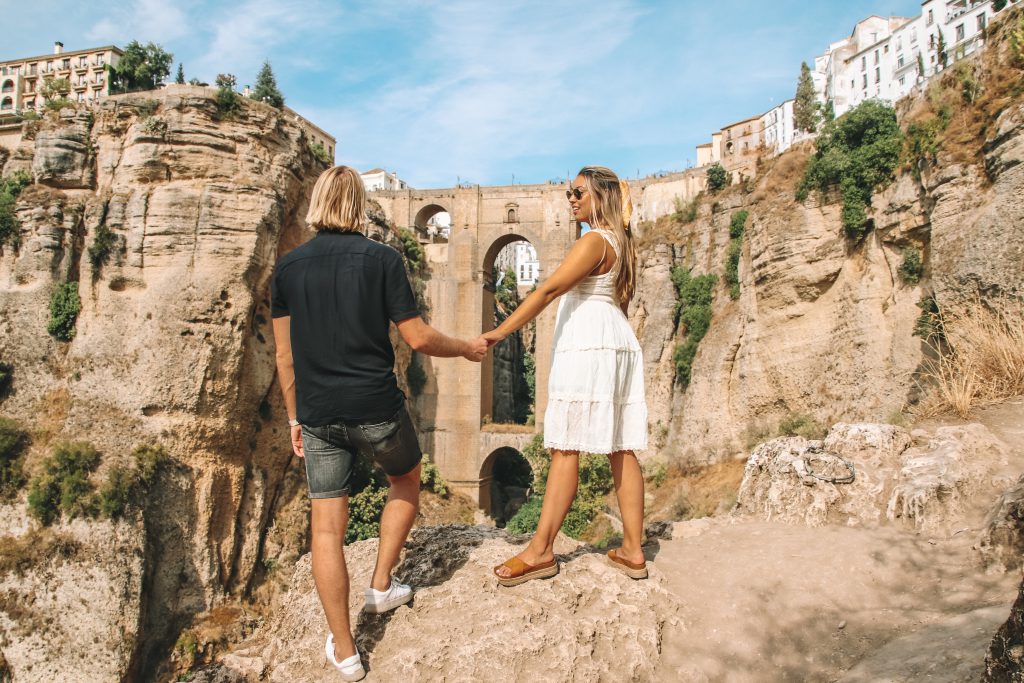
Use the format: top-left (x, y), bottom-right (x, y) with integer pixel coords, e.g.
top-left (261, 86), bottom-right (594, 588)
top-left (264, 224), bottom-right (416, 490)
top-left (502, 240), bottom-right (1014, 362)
top-left (371, 170), bottom-right (706, 510)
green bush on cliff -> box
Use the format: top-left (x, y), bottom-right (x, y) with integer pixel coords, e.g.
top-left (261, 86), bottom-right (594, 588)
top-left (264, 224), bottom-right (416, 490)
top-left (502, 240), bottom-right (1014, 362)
top-left (97, 444), bottom-right (167, 519)
top-left (0, 171), bottom-right (31, 247)
top-left (671, 266), bottom-right (717, 386)
top-left (47, 282), bottom-right (81, 342)
top-left (898, 246), bottom-right (924, 285)
top-left (420, 459), bottom-right (448, 496)
top-left (308, 141), bottom-right (331, 164)
top-left (0, 418), bottom-right (28, 498)
top-left (797, 100), bottom-right (903, 241)
top-left (27, 441), bottom-right (102, 525)
top-left (87, 223), bottom-right (118, 275)
top-left (724, 210), bottom-right (748, 300)
top-left (706, 163), bottom-right (730, 193)
top-left (0, 361), bottom-right (11, 395)
top-left (346, 484), bottom-right (389, 544)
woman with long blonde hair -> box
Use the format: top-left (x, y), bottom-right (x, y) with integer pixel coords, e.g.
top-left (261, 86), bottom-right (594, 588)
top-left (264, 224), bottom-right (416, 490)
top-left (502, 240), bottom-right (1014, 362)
top-left (487, 166), bottom-right (648, 585)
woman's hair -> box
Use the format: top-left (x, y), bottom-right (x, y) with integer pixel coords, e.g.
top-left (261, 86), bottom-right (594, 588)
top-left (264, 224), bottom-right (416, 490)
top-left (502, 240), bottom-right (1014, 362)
top-left (305, 165), bottom-right (366, 232)
top-left (577, 166), bottom-right (637, 304)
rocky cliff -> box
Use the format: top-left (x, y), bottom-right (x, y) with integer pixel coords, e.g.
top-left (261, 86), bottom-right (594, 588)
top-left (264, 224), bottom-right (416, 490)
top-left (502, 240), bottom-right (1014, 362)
top-left (0, 87), bottom-right (328, 679)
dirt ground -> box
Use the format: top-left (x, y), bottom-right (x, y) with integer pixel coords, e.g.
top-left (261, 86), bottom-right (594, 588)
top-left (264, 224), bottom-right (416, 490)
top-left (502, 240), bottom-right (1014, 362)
top-left (651, 399), bottom-right (1024, 682)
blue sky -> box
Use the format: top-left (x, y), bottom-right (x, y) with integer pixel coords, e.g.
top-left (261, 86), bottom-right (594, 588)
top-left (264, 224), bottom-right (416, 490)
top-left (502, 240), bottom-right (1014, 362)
top-left (5, 0), bottom-right (922, 188)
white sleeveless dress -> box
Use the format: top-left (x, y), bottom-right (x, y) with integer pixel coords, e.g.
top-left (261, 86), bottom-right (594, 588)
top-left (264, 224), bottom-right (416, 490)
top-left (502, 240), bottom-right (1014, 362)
top-left (543, 229), bottom-right (648, 453)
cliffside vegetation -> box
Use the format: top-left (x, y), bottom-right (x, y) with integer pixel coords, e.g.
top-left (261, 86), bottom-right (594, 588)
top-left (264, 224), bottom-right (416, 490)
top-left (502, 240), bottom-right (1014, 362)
top-left (671, 266), bottom-right (716, 386)
top-left (46, 282), bottom-right (81, 342)
top-left (723, 209), bottom-right (748, 299)
top-left (0, 171), bottom-right (30, 247)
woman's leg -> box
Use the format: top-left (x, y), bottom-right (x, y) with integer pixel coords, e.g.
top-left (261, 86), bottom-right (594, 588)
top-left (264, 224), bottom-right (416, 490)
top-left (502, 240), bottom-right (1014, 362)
top-left (495, 449), bottom-right (579, 577)
top-left (609, 450), bottom-right (645, 565)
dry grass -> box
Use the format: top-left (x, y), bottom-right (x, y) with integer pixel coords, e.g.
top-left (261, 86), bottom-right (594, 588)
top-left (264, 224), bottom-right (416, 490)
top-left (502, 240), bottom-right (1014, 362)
top-left (0, 529), bottom-right (80, 577)
top-left (916, 298), bottom-right (1024, 418)
top-left (645, 459), bottom-right (747, 522)
top-left (479, 422), bottom-right (534, 434)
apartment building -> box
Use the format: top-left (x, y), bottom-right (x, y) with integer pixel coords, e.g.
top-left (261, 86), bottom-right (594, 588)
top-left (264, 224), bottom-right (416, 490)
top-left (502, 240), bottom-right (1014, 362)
top-left (495, 241), bottom-right (540, 288)
top-left (817, 0), bottom-right (1016, 118)
top-left (761, 99), bottom-right (795, 155)
top-left (0, 42), bottom-right (121, 113)
top-left (362, 168), bottom-right (410, 191)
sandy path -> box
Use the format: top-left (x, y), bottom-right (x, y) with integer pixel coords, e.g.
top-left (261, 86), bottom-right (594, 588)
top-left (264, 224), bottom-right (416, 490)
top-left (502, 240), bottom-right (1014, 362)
top-left (651, 520), bottom-right (1019, 682)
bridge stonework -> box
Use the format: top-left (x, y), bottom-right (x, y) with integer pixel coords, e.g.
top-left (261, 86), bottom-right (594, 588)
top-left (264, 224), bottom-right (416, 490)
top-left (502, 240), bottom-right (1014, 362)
top-left (371, 168), bottom-right (705, 508)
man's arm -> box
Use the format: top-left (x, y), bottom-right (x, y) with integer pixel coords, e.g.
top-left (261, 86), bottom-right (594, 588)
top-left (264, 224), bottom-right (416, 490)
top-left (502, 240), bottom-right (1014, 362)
top-left (272, 316), bottom-right (303, 457)
top-left (396, 316), bottom-right (487, 361)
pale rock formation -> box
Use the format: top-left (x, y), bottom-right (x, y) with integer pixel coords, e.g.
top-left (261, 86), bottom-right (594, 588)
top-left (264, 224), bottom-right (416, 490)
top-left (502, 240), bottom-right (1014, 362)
top-left (736, 422), bottom-right (1010, 533)
top-left (0, 511), bottom-right (145, 683)
top-left (194, 525), bottom-right (681, 682)
top-left (978, 474), bottom-right (1024, 574)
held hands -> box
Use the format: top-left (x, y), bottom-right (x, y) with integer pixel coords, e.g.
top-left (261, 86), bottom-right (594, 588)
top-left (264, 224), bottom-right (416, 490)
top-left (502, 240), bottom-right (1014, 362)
top-left (481, 329), bottom-right (504, 348)
top-left (462, 335), bottom-right (489, 362)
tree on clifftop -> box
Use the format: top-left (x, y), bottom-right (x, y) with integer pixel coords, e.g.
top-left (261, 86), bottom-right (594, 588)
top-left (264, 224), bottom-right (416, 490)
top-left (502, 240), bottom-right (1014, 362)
top-left (108, 41), bottom-right (173, 93)
top-left (794, 61), bottom-right (821, 134)
top-left (250, 61), bottom-right (284, 109)
top-left (175, 63), bottom-right (185, 85)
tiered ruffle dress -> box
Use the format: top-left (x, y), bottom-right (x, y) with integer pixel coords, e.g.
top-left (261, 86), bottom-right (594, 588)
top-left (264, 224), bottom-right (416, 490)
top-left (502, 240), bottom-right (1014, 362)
top-left (543, 229), bottom-right (648, 453)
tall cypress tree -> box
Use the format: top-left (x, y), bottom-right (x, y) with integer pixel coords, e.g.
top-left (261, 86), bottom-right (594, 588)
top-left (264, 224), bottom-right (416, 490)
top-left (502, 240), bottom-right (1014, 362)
top-left (175, 63), bottom-right (185, 84)
top-left (794, 61), bottom-right (821, 134)
top-left (250, 61), bottom-right (284, 109)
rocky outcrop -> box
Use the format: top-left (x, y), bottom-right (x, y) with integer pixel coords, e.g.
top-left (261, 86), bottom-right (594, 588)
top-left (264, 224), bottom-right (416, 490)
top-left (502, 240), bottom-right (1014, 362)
top-left (979, 474), bottom-right (1024, 573)
top-left (0, 87), bottom-right (329, 678)
top-left (736, 422), bottom-right (1011, 534)
top-left (0, 513), bottom-right (145, 682)
top-left (192, 525), bottom-right (680, 682)
top-left (985, 577), bottom-right (1024, 682)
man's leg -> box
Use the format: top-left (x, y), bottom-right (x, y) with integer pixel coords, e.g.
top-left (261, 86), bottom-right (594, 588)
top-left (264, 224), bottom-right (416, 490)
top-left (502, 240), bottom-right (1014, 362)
top-left (310, 496), bottom-right (356, 661)
top-left (371, 462), bottom-right (421, 591)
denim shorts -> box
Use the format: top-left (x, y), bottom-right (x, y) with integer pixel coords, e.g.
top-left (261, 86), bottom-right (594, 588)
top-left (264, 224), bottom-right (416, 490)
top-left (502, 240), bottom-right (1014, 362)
top-left (300, 406), bottom-right (422, 498)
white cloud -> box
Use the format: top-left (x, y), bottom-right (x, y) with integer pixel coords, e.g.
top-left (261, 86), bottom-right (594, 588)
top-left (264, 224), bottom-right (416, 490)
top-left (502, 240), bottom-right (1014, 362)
top-left (86, 0), bottom-right (192, 45)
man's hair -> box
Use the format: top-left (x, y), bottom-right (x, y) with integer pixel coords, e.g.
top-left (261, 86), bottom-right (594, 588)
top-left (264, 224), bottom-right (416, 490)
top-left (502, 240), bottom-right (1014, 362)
top-left (306, 165), bottom-right (366, 232)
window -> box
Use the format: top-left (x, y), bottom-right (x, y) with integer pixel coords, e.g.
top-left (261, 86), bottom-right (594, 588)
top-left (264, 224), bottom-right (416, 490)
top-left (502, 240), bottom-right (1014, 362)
top-left (896, 37), bottom-right (903, 50)
top-left (0, 97), bottom-right (11, 110)
top-left (884, 45), bottom-right (889, 54)
top-left (898, 55), bottom-right (905, 68)
top-left (911, 29), bottom-right (918, 44)
top-left (29, 63), bottom-right (37, 75)
top-left (899, 76), bottom-right (906, 86)
top-left (61, 58), bottom-right (70, 69)
top-left (95, 55), bottom-right (105, 66)
top-left (1, 80), bottom-right (12, 93)
top-left (861, 55), bottom-right (867, 71)
top-left (850, 79), bottom-right (855, 89)
top-left (927, 9), bottom-right (934, 25)
top-left (79, 57), bottom-right (87, 68)
top-left (862, 73), bottom-right (868, 89)
top-left (79, 75), bottom-right (86, 85)
top-left (46, 61), bottom-right (53, 72)
top-left (955, 24), bottom-right (965, 41)
top-left (77, 92), bottom-right (84, 102)
top-left (875, 67), bottom-right (880, 83)
top-left (507, 208), bottom-right (517, 223)
top-left (978, 14), bottom-right (986, 31)
top-left (874, 49), bottom-right (880, 64)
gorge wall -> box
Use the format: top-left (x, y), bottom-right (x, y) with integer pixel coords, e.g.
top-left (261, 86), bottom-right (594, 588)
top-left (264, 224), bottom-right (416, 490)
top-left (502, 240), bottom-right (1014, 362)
top-left (0, 88), bottom-right (328, 678)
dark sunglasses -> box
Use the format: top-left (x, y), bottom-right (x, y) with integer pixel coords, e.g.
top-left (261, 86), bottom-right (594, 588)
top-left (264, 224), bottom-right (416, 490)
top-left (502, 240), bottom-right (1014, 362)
top-left (565, 186), bottom-right (586, 200)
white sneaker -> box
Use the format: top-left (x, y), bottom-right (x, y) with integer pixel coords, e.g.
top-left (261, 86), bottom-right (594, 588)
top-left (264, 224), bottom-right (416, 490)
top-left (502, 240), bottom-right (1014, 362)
top-left (363, 577), bottom-right (413, 614)
top-left (325, 633), bottom-right (365, 681)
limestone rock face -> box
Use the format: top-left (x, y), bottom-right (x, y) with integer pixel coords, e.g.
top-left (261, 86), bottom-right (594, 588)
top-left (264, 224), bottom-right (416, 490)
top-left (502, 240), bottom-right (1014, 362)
top-left (0, 511), bottom-right (145, 683)
top-left (978, 474), bottom-right (1024, 573)
top-left (195, 525), bottom-right (681, 682)
top-left (736, 422), bottom-right (1010, 533)
top-left (0, 87), bottom-right (328, 677)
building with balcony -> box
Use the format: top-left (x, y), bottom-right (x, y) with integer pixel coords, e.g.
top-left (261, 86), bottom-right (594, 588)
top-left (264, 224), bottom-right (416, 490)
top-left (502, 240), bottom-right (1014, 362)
top-left (361, 168), bottom-right (410, 191)
top-left (761, 99), bottom-right (795, 155)
top-left (0, 42), bottom-right (121, 114)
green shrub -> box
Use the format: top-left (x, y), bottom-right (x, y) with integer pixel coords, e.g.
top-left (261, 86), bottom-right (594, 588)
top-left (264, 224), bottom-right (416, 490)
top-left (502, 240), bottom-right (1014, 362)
top-left (898, 246), bottom-right (924, 284)
top-left (0, 171), bottom-right (31, 247)
top-left (135, 99), bottom-right (159, 118)
top-left (213, 74), bottom-right (241, 120)
top-left (97, 445), bottom-right (167, 520)
top-left (1010, 11), bottom-right (1024, 67)
top-left (724, 210), bottom-right (748, 300)
top-left (797, 100), bottom-right (903, 241)
top-left (346, 484), bottom-right (389, 543)
top-left (671, 266), bottom-right (717, 386)
top-left (706, 163), bottom-right (729, 193)
top-left (87, 224), bottom-right (117, 274)
top-left (397, 227), bottom-right (425, 275)
top-left (778, 412), bottom-right (825, 439)
top-left (0, 418), bottom-right (28, 497)
top-left (308, 141), bottom-right (331, 164)
top-left (44, 97), bottom-right (75, 112)
top-left (914, 295), bottom-right (944, 341)
top-left (406, 352), bottom-right (427, 396)
top-left (420, 459), bottom-right (448, 496)
top-left (27, 441), bottom-right (102, 525)
top-left (47, 282), bottom-right (81, 342)
top-left (903, 117), bottom-right (946, 177)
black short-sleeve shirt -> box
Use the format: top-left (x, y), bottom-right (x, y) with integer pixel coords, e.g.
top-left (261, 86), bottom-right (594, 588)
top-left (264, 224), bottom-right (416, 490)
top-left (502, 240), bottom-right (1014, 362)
top-left (271, 231), bottom-right (420, 426)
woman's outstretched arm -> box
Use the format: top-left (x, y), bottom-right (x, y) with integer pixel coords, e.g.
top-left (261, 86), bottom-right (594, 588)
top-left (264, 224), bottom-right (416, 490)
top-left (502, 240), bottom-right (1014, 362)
top-left (484, 231), bottom-right (608, 343)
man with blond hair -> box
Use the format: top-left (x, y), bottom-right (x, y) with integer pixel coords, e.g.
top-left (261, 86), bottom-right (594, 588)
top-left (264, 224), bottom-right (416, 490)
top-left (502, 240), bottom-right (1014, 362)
top-left (271, 165), bottom-right (487, 681)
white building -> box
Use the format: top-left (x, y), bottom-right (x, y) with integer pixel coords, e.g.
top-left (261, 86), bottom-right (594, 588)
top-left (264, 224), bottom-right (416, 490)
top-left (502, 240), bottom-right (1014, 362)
top-left (761, 99), bottom-right (795, 154)
top-left (495, 241), bottom-right (539, 287)
top-left (817, 0), bottom-right (1014, 119)
top-left (361, 168), bottom-right (410, 191)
